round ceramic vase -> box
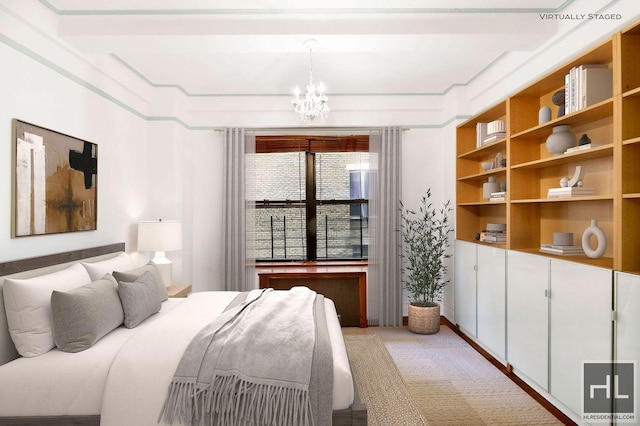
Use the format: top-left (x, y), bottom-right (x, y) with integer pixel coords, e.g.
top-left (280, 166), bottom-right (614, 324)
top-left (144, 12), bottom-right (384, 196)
top-left (546, 125), bottom-right (577, 156)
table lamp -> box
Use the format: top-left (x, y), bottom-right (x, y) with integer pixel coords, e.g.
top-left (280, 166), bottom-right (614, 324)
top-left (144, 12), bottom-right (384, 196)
top-left (137, 219), bottom-right (182, 285)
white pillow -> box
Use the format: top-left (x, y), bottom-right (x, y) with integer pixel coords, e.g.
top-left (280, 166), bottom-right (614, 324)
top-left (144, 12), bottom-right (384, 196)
top-left (81, 252), bottom-right (134, 281)
top-left (3, 263), bottom-right (92, 357)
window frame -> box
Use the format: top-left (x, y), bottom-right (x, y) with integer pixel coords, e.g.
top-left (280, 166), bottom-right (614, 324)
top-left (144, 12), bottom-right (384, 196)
top-left (253, 135), bottom-right (369, 262)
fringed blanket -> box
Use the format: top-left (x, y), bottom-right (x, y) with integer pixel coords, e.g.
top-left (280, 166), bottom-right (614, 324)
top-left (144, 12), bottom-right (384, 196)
top-left (159, 287), bottom-right (333, 426)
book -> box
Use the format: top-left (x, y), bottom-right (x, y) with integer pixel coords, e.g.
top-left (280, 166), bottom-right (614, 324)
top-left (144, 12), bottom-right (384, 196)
top-left (483, 132), bottom-right (506, 144)
top-left (490, 191), bottom-right (506, 202)
top-left (480, 231), bottom-right (507, 243)
top-left (581, 66), bottom-right (612, 108)
top-left (476, 122), bottom-right (487, 148)
top-left (547, 187), bottom-right (595, 198)
top-left (540, 244), bottom-right (586, 256)
top-left (564, 143), bottom-right (603, 154)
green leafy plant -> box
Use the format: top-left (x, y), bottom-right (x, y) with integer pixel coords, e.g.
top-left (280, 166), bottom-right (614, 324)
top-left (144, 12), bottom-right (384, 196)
top-left (400, 188), bottom-right (453, 307)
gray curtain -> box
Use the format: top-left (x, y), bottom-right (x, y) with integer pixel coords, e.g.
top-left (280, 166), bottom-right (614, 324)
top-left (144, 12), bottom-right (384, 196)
top-left (368, 127), bottom-right (403, 326)
top-left (222, 128), bottom-right (256, 291)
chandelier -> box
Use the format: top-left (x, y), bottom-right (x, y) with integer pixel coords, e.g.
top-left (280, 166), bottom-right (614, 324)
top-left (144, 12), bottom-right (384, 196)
top-left (291, 39), bottom-right (330, 123)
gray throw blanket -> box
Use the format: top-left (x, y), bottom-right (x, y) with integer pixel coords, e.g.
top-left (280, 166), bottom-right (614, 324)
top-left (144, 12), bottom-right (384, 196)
top-left (159, 287), bottom-right (333, 426)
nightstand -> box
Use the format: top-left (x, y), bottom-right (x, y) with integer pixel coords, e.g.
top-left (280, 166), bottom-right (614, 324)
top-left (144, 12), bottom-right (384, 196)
top-left (166, 284), bottom-right (192, 298)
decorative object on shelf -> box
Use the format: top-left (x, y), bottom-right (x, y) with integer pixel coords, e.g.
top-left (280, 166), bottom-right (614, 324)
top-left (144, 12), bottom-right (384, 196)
top-left (578, 134), bottom-right (591, 146)
top-left (499, 181), bottom-right (507, 192)
top-left (138, 219), bottom-right (183, 285)
top-left (483, 120), bottom-right (506, 144)
top-left (546, 125), bottom-right (577, 155)
top-left (581, 219), bottom-right (607, 258)
top-left (291, 39), bottom-right (330, 123)
top-left (481, 161), bottom-right (493, 171)
top-left (553, 232), bottom-right (573, 246)
top-left (483, 176), bottom-right (500, 199)
top-left (552, 90), bottom-right (566, 117)
top-left (400, 188), bottom-right (453, 334)
top-left (566, 165), bottom-right (583, 187)
top-left (495, 152), bottom-right (504, 168)
top-left (539, 106), bottom-right (552, 124)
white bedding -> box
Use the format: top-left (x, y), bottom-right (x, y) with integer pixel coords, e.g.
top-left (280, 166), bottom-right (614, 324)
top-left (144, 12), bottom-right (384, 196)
top-left (0, 291), bottom-right (353, 422)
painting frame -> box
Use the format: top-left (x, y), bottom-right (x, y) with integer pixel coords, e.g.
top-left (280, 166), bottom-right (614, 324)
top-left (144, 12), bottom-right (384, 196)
top-left (12, 119), bottom-right (98, 237)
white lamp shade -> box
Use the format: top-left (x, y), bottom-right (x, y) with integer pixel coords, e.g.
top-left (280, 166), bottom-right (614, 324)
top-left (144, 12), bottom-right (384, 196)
top-left (137, 220), bottom-right (182, 252)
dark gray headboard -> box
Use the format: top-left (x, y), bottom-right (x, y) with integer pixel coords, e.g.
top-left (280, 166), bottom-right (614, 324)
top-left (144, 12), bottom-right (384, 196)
top-left (0, 243), bottom-right (125, 365)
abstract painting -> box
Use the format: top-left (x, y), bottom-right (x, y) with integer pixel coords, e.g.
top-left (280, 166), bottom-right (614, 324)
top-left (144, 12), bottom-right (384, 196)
top-left (12, 119), bottom-right (97, 237)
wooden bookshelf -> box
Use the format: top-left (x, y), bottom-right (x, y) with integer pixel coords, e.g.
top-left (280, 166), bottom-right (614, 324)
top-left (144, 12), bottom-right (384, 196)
top-left (456, 19), bottom-right (640, 273)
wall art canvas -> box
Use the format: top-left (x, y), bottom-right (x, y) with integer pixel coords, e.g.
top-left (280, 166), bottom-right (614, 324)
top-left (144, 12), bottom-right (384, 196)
top-left (12, 119), bottom-right (97, 237)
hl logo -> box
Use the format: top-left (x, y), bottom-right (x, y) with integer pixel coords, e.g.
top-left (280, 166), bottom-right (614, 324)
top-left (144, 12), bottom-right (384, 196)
top-left (590, 374), bottom-right (630, 400)
top-left (583, 362), bottom-right (635, 423)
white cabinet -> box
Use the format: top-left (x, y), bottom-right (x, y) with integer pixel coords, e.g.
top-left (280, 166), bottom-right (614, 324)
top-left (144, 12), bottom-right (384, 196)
top-left (549, 260), bottom-right (612, 418)
top-left (454, 240), bottom-right (477, 337)
top-left (615, 271), bottom-right (640, 419)
top-left (454, 241), bottom-right (506, 359)
top-left (476, 245), bottom-right (506, 361)
top-left (507, 251), bottom-right (550, 391)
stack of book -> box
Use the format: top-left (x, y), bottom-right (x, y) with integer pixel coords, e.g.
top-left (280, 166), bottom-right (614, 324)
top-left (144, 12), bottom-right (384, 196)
top-left (540, 244), bottom-right (585, 256)
top-left (480, 231), bottom-right (507, 244)
top-left (564, 64), bottom-right (612, 115)
top-left (476, 120), bottom-right (506, 147)
top-left (547, 187), bottom-right (595, 198)
top-left (490, 191), bottom-right (506, 202)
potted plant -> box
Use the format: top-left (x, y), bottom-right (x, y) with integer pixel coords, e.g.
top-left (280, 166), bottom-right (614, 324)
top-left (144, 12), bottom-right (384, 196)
top-left (400, 188), bottom-right (453, 334)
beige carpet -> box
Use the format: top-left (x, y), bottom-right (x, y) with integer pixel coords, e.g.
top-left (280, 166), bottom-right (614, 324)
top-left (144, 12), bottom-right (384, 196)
top-left (344, 334), bottom-right (427, 425)
top-left (343, 326), bottom-right (563, 426)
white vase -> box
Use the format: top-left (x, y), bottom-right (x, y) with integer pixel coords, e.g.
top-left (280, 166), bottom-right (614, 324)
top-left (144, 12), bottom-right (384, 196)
top-left (546, 125), bottom-right (577, 155)
top-left (483, 177), bottom-right (500, 200)
top-left (539, 106), bottom-right (551, 124)
top-left (582, 219), bottom-right (607, 258)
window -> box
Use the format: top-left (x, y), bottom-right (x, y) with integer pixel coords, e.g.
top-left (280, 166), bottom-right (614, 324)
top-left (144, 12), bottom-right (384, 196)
top-left (250, 135), bottom-right (369, 261)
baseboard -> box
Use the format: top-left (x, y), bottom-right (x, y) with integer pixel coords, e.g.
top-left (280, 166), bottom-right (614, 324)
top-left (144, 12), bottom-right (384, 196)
top-left (442, 317), bottom-right (576, 426)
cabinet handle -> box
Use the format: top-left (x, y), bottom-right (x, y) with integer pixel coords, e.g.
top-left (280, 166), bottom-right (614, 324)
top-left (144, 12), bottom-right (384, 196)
top-left (612, 311), bottom-right (617, 322)
top-left (544, 289), bottom-right (550, 298)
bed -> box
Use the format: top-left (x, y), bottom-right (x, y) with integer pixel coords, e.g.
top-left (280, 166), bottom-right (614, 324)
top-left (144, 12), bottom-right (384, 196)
top-left (0, 243), bottom-right (366, 426)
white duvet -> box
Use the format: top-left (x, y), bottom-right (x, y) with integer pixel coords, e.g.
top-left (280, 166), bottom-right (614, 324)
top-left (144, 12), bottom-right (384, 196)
top-left (0, 291), bottom-right (353, 424)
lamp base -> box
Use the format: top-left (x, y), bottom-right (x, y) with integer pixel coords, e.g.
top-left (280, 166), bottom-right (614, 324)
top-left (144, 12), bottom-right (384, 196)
top-left (151, 251), bottom-right (173, 286)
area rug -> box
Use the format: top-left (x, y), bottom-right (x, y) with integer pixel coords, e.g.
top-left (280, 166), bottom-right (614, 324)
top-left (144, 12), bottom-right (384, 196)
top-left (344, 334), bottom-right (427, 426)
top-left (345, 326), bottom-right (564, 425)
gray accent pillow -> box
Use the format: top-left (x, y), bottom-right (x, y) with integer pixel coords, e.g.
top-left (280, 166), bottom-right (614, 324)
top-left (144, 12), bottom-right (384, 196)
top-left (117, 271), bottom-right (162, 328)
top-left (112, 262), bottom-right (168, 303)
top-left (50, 274), bottom-right (124, 353)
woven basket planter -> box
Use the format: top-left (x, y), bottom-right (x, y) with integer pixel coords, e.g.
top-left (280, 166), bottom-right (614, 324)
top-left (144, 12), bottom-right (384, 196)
top-left (408, 303), bottom-right (440, 334)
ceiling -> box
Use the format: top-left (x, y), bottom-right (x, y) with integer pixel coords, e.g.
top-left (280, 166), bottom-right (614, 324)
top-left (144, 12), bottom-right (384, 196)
top-left (39, 0), bottom-right (614, 99)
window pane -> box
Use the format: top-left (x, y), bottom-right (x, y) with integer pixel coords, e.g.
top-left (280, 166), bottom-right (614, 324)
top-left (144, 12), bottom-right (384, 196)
top-left (253, 152), bottom-right (306, 201)
top-left (317, 203), bottom-right (369, 259)
top-left (253, 206), bottom-right (306, 260)
top-left (316, 152), bottom-right (369, 201)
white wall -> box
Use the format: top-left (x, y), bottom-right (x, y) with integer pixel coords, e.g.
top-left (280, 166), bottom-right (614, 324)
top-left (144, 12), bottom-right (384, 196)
top-left (0, 40), bottom-right (149, 262)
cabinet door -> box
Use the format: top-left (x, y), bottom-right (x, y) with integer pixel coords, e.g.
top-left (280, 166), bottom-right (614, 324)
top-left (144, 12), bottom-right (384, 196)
top-left (507, 251), bottom-right (550, 391)
top-left (550, 260), bottom-right (612, 417)
top-left (476, 245), bottom-right (506, 360)
top-left (615, 272), bottom-right (640, 418)
top-left (454, 240), bottom-right (477, 337)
